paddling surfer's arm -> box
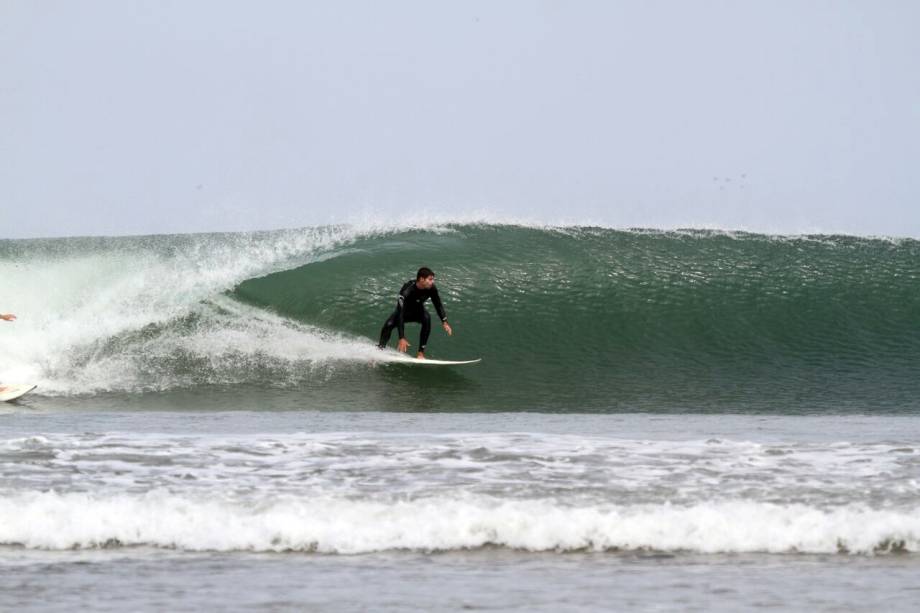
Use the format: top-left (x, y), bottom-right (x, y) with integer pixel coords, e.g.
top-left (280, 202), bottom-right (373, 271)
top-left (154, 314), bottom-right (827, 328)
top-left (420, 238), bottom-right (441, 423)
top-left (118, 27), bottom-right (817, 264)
top-left (0, 313), bottom-right (15, 322)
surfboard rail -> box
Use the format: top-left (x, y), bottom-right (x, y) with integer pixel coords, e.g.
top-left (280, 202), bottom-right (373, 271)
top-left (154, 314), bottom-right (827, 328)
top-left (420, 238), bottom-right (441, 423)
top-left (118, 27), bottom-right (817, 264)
top-left (384, 356), bottom-right (481, 366)
top-left (0, 384), bottom-right (37, 402)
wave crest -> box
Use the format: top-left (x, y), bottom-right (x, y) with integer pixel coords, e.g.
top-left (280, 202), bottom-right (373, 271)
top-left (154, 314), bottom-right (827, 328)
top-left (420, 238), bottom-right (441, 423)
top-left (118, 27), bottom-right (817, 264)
top-left (2, 492), bottom-right (917, 555)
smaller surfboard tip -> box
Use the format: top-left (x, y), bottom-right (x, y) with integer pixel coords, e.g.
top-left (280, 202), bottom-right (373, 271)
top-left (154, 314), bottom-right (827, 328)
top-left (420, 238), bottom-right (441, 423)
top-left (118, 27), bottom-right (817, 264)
top-left (0, 383), bottom-right (38, 402)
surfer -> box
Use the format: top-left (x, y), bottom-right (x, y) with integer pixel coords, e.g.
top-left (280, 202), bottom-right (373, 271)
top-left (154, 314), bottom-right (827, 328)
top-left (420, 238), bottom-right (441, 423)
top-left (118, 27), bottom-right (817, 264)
top-left (378, 267), bottom-right (453, 359)
top-left (0, 313), bottom-right (13, 392)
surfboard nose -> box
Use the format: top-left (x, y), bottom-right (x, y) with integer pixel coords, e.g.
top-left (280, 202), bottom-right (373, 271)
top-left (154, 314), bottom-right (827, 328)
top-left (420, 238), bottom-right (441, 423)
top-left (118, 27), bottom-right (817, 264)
top-left (0, 384), bottom-right (37, 402)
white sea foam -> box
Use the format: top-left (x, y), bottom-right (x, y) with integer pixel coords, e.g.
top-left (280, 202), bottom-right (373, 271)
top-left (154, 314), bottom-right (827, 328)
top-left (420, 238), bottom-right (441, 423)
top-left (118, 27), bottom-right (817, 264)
top-left (0, 492), bottom-right (917, 555)
top-left (1, 429), bottom-right (919, 555)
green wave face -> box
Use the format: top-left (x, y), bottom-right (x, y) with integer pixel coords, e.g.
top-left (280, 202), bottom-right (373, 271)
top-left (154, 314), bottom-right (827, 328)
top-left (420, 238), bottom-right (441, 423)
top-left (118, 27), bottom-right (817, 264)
top-left (233, 226), bottom-right (920, 412)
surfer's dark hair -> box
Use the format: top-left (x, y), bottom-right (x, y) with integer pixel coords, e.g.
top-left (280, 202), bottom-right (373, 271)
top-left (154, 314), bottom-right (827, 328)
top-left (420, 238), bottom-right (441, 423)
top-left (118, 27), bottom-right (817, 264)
top-left (417, 267), bottom-right (435, 279)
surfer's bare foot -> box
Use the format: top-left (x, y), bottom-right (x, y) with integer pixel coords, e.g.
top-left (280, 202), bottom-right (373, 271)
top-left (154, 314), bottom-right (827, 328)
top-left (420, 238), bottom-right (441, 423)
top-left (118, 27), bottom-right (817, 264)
top-left (416, 352), bottom-right (426, 360)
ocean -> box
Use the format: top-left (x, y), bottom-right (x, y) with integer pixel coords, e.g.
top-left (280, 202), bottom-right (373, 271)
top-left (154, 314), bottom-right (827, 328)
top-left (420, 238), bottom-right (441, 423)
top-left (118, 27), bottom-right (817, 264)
top-left (2, 222), bottom-right (920, 611)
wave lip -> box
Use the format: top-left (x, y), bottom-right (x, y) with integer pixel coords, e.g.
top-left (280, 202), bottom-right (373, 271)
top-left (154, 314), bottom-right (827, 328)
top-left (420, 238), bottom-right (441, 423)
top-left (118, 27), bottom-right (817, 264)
top-left (2, 492), bottom-right (918, 555)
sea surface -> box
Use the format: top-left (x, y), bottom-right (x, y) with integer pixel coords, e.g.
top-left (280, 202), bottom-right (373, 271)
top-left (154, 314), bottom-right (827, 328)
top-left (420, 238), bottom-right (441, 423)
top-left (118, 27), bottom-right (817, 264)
top-left (2, 222), bottom-right (919, 611)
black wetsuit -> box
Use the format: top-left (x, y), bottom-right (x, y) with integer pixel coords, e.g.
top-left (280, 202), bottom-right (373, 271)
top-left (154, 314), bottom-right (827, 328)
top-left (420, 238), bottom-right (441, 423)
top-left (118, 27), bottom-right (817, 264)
top-left (378, 280), bottom-right (447, 352)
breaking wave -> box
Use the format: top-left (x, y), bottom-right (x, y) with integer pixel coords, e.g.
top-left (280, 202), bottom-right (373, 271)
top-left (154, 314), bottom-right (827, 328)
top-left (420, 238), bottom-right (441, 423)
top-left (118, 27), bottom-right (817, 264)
top-left (2, 220), bottom-right (918, 411)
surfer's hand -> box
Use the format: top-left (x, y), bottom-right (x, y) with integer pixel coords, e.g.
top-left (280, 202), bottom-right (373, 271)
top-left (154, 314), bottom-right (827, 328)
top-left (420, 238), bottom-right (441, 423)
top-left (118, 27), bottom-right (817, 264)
top-left (443, 322), bottom-right (452, 336)
top-left (0, 313), bottom-right (15, 322)
top-left (397, 338), bottom-right (410, 352)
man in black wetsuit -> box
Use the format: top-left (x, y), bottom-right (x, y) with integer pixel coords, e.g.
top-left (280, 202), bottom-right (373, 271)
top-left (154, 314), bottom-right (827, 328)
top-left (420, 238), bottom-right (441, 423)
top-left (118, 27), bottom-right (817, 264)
top-left (378, 267), bottom-right (452, 359)
top-left (0, 313), bottom-right (14, 392)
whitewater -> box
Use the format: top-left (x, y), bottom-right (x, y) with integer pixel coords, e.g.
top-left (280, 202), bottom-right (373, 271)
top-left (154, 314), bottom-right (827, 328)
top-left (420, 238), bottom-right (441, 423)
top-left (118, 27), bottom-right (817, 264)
top-left (4, 425), bottom-right (920, 555)
top-left (2, 221), bottom-right (920, 611)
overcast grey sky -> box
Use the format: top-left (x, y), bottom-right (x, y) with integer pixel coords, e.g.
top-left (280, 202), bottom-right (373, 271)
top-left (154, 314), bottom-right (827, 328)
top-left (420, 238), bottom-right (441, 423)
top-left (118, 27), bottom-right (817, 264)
top-left (2, 1), bottom-right (918, 239)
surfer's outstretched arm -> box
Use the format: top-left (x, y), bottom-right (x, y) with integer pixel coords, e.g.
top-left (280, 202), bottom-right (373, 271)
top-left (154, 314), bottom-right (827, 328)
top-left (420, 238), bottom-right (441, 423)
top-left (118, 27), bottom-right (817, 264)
top-left (430, 287), bottom-right (452, 336)
top-left (430, 286), bottom-right (447, 323)
top-left (0, 313), bottom-right (15, 322)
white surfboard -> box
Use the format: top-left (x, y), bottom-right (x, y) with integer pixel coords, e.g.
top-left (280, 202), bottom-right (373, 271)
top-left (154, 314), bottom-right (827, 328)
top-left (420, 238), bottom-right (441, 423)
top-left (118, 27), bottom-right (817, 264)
top-left (386, 356), bottom-right (481, 366)
top-left (0, 384), bottom-right (37, 402)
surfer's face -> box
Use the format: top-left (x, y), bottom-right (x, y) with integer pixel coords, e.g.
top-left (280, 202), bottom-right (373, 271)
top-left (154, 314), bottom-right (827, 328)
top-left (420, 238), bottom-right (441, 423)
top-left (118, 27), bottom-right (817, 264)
top-left (417, 275), bottom-right (435, 289)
